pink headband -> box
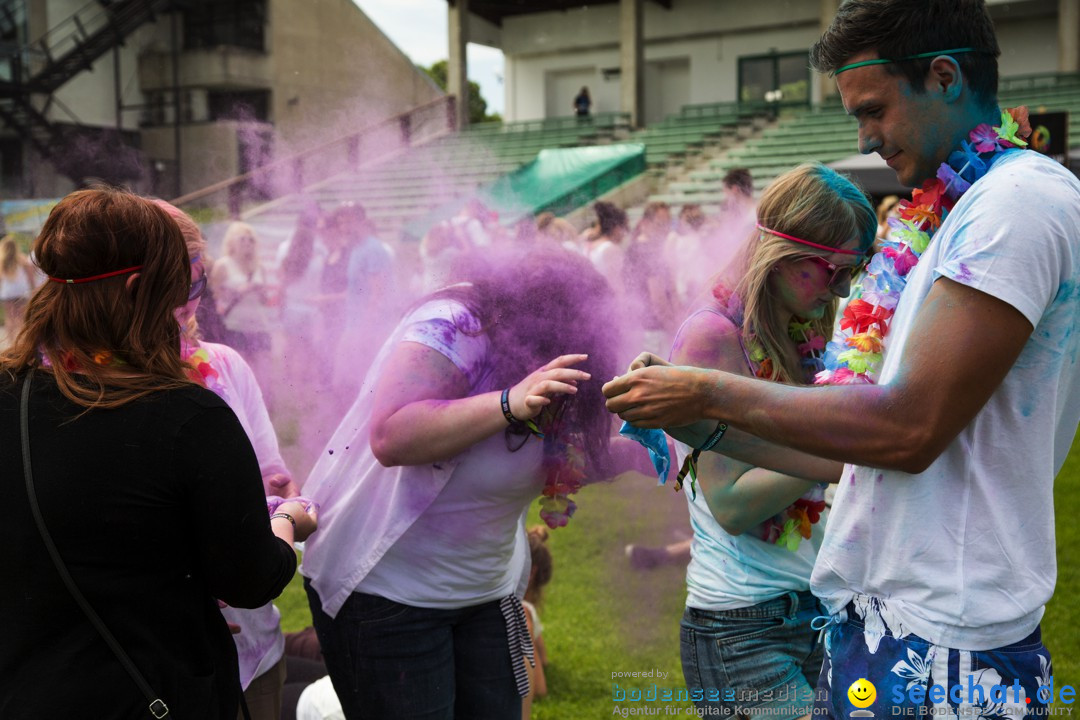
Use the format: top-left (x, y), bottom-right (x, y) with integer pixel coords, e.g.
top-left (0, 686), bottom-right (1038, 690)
top-left (756, 223), bottom-right (863, 256)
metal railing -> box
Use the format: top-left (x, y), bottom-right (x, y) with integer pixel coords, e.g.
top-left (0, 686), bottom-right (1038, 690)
top-left (999, 72), bottom-right (1080, 93)
top-left (465, 112), bottom-right (630, 135)
top-left (171, 95), bottom-right (457, 214)
top-left (1, 0), bottom-right (173, 92)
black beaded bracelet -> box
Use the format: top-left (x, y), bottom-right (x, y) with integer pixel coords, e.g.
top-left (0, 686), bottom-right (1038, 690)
top-left (270, 512), bottom-right (296, 528)
top-left (500, 388), bottom-right (517, 425)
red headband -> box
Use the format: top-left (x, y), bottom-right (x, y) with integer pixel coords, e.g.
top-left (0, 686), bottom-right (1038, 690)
top-left (756, 223), bottom-right (863, 256)
top-left (48, 265), bottom-right (144, 284)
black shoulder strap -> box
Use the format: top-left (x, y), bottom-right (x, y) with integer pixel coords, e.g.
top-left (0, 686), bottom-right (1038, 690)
top-left (20, 373), bottom-right (170, 719)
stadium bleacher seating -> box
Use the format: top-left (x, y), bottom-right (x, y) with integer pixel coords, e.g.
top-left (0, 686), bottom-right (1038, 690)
top-left (629, 101), bottom-right (769, 167)
top-left (247, 73), bottom-right (1080, 247)
top-left (248, 112), bottom-right (630, 241)
top-left (640, 72), bottom-right (1080, 217)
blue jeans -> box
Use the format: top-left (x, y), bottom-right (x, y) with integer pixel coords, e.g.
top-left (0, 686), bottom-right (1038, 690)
top-left (680, 590), bottom-right (824, 719)
top-left (305, 580), bottom-right (520, 719)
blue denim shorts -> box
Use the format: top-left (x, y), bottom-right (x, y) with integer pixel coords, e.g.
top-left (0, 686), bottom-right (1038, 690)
top-left (680, 590), bottom-right (824, 719)
top-left (815, 596), bottom-right (1053, 720)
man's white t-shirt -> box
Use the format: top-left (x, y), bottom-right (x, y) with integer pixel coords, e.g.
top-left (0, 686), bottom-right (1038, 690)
top-left (812, 150), bottom-right (1080, 651)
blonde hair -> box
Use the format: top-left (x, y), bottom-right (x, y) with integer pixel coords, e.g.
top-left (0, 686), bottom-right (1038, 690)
top-left (0, 236), bottom-right (20, 278)
top-left (538, 216), bottom-right (578, 247)
top-left (732, 163), bottom-right (876, 383)
top-left (222, 221), bottom-right (259, 274)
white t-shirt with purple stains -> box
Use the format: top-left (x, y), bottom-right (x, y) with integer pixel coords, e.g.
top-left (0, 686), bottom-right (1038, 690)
top-left (196, 342), bottom-right (290, 689)
top-left (812, 149), bottom-right (1080, 651)
top-left (302, 296), bottom-right (542, 615)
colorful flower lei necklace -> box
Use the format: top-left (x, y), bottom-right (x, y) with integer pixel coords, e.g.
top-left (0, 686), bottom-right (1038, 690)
top-left (746, 320), bottom-right (828, 551)
top-left (39, 349), bottom-right (126, 371)
top-left (181, 338), bottom-right (229, 402)
top-left (747, 319), bottom-right (826, 382)
top-left (539, 434), bottom-right (587, 529)
top-left (815, 107), bottom-right (1031, 385)
top-left (510, 400), bottom-right (589, 529)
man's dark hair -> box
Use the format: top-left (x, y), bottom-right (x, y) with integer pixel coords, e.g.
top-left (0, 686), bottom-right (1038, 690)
top-left (809, 0), bottom-right (1000, 107)
top-left (722, 168), bottom-right (753, 197)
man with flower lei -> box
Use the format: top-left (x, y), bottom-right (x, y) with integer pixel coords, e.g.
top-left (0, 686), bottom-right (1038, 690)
top-left (604, 1), bottom-right (1080, 718)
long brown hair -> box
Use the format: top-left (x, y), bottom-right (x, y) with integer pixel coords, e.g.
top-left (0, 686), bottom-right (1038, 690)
top-left (0, 188), bottom-right (193, 408)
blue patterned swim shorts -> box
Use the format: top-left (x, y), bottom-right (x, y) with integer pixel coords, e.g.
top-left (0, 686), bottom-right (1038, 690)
top-left (815, 596), bottom-right (1056, 720)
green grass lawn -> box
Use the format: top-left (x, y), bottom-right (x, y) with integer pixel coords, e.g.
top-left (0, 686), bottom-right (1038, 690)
top-left (277, 435), bottom-right (1080, 718)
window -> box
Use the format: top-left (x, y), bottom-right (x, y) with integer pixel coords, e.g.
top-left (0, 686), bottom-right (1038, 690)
top-left (183, 0), bottom-right (267, 52)
top-left (208, 90), bottom-right (270, 122)
top-left (0, 0), bottom-right (28, 84)
top-left (738, 50), bottom-right (810, 108)
top-left (0, 0), bottom-right (27, 45)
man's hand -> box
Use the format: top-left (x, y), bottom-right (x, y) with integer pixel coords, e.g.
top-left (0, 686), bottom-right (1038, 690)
top-left (625, 352), bottom-right (670, 372)
top-left (266, 473), bottom-right (300, 499)
top-left (602, 365), bottom-right (715, 428)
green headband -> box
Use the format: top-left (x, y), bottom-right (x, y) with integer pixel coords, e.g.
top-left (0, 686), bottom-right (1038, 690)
top-left (834, 47), bottom-right (978, 75)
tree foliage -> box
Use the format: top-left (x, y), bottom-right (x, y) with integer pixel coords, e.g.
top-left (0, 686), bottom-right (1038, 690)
top-left (421, 60), bottom-right (500, 124)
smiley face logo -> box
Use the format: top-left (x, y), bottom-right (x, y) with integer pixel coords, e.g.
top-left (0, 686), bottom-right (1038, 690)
top-left (848, 678), bottom-right (876, 708)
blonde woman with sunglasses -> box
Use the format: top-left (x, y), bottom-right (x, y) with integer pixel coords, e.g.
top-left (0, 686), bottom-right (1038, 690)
top-left (662, 163), bottom-right (874, 720)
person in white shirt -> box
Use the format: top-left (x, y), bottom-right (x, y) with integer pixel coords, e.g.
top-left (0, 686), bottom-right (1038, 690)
top-left (210, 221), bottom-right (274, 392)
top-left (301, 247), bottom-right (619, 719)
top-left (0, 235), bottom-right (38, 342)
top-left (158, 199), bottom-right (306, 720)
top-left (603, 2), bottom-right (1080, 718)
top-left (584, 201), bottom-right (629, 297)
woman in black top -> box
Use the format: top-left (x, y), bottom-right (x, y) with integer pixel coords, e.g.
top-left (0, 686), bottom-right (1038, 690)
top-left (1, 188), bottom-right (316, 719)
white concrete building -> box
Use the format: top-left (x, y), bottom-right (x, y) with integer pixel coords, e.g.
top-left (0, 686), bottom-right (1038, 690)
top-left (445, 0), bottom-right (1076, 126)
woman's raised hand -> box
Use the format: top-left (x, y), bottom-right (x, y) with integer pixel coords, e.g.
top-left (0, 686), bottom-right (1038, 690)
top-left (507, 354), bottom-right (591, 421)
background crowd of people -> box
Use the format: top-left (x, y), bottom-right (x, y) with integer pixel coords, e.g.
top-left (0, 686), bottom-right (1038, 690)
top-left (0, 177), bottom-right (772, 720)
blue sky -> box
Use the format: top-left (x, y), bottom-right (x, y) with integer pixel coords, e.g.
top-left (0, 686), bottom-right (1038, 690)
top-left (354, 0), bottom-right (507, 116)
